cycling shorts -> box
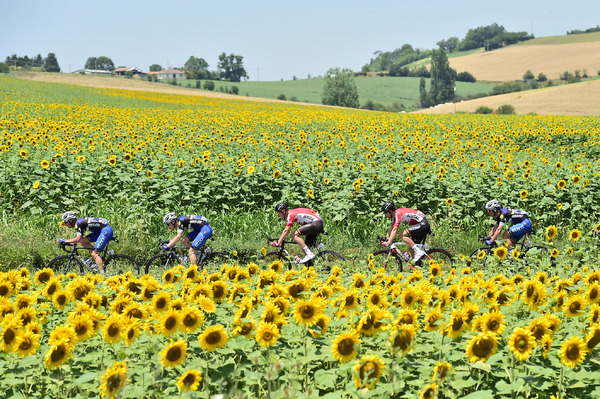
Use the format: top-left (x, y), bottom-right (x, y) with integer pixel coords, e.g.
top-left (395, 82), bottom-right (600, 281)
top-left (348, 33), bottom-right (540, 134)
top-left (297, 220), bottom-right (324, 247)
top-left (406, 219), bottom-right (430, 244)
top-left (508, 219), bottom-right (532, 242)
top-left (188, 224), bottom-right (213, 250)
top-left (86, 226), bottom-right (114, 251)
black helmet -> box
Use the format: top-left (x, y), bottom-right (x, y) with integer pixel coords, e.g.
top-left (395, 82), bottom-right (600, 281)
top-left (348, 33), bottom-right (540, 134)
top-left (274, 202), bottom-right (288, 212)
top-left (381, 201), bottom-right (395, 213)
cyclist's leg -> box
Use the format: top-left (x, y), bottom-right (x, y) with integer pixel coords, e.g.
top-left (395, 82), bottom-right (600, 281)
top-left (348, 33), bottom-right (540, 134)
top-left (403, 220), bottom-right (429, 259)
top-left (93, 226), bottom-right (113, 272)
top-left (190, 224), bottom-right (213, 264)
top-left (504, 219), bottom-right (532, 249)
top-left (295, 221), bottom-right (323, 262)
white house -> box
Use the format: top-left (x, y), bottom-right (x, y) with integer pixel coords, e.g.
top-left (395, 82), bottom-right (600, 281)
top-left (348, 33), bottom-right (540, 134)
top-left (148, 68), bottom-right (185, 80)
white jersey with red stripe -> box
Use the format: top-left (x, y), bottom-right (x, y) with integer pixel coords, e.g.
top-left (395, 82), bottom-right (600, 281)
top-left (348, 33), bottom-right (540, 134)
top-left (392, 208), bottom-right (426, 227)
top-left (286, 208), bottom-right (322, 227)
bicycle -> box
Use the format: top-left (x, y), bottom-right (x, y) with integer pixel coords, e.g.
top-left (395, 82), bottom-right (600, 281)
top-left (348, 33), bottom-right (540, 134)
top-left (370, 232), bottom-right (454, 273)
top-left (144, 237), bottom-right (229, 275)
top-left (467, 233), bottom-right (549, 268)
top-left (262, 236), bottom-right (345, 272)
top-left (48, 237), bottom-right (139, 276)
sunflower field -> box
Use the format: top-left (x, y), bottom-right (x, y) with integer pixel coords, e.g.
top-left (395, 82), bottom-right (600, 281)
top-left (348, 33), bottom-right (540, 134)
top-left (2, 76), bottom-right (600, 398)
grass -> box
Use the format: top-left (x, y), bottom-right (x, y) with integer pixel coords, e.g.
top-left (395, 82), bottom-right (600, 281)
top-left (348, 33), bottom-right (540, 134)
top-left (515, 31), bottom-right (600, 45)
top-left (163, 76), bottom-right (494, 111)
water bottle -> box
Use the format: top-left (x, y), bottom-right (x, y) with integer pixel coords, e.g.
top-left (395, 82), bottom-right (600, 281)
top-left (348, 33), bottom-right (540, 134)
top-left (524, 240), bottom-right (532, 248)
top-left (293, 254), bottom-right (302, 264)
top-left (85, 258), bottom-right (97, 271)
top-left (107, 249), bottom-right (114, 256)
top-left (423, 244), bottom-right (430, 252)
top-left (204, 247), bottom-right (211, 254)
top-left (316, 243), bottom-right (325, 251)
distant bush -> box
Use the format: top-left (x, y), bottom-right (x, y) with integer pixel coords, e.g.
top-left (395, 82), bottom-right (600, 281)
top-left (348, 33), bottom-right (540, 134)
top-left (474, 106), bottom-right (493, 114)
top-left (537, 73), bottom-right (547, 82)
top-left (361, 100), bottom-right (406, 113)
top-left (496, 104), bottom-right (515, 115)
top-left (230, 85), bottom-right (239, 95)
top-left (523, 70), bottom-right (534, 81)
top-left (277, 94), bottom-right (286, 100)
top-left (290, 96), bottom-right (299, 102)
top-left (456, 71), bottom-right (476, 83)
top-left (492, 82), bottom-right (523, 95)
top-left (0, 63), bottom-right (9, 74)
top-left (196, 80), bottom-right (202, 89)
top-left (203, 81), bottom-right (215, 91)
top-left (170, 78), bottom-right (177, 86)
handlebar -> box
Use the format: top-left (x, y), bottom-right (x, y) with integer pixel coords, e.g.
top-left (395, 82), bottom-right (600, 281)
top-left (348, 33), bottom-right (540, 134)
top-left (267, 237), bottom-right (295, 245)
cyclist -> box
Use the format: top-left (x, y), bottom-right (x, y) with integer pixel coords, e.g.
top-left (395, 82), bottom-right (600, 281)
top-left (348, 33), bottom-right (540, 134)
top-left (483, 199), bottom-right (532, 251)
top-left (58, 211), bottom-right (112, 275)
top-left (380, 201), bottom-right (429, 262)
top-left (270, 202), bottom-right (323, 263)
top-left (162, 213), bottom-right (212, 266)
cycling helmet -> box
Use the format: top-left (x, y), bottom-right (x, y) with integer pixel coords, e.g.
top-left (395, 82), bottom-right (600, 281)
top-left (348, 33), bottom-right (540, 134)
top-left (485, 199), bottom-right (501, 211)
top-left (274, 202), bottom-right (289, 212)
top-left (163, 212), bottom-right (178, 225)
top-left (61, 211), bottom-right (77, 223)
top-left (381, 201), bottom-right (395, 213)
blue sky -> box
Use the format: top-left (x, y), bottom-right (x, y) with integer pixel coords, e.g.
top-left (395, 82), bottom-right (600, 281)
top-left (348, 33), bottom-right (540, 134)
top-left (2, 0), bottom-right (599, 81)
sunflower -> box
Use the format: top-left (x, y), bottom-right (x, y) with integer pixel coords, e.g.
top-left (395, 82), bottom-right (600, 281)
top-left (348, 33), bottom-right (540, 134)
top-left (177, 369), bottom-right (202, 392)
top-left (197, 296), bottom-right (217, 313)
top-left (32, 181), bottom-right (40, 189)
top-left (420, 383), bottom-right (439, 399)
top-left (481, 310), bottom-right (506, 335)
top-left (564, 295), bottom-right (586, 317)
top-left (569, 229), bottom-right (582, 241)
top-left (353, 354), bottom-right (385, 389)
top-left (508, 327), bottom-right (535, 361)
top-left (446, 309), bottom-right (468, 339)
top-left (70, 314), bottom-right (95, 342)
top-left (269, 260), bottom-right (283, 274)
top-left (292, 298), bottom-right (323, 326)
top-left (446, 198), bottom-right (454, 206)
top-left (255, 321), bottom-right (280, 347)
top-left (586, 325), bottom-right (600, 352)
top-left (160, 339), bottom-right (187, 369)
top-left (198, 325), bottom-right (229, 352)
top-left (12, 329), bottom-right (39, 357)
top-left (108, 157), bottom-right (117, 166)
top-left (557, 179), bottom-right (567, 189)
top-left (331, 331), bottom-right (361, 363)
top-left (559, 336), bottom-right (587, 368)
top-left (432, 361), bottom-right (452, 382)
top-left (493, 246), bottom-right (508, 260)
top-left (180, 306), bottom-right (204, 333)
top-left (123, 319), bottom-right (142, 346)
top-left (423, 309), bottom-right (443, 332)
top-left (102, 313), bottom-right (125, 344)
top-left (389, 325), bottom-right (416, 355)
top-left (272, 170), bottom-right (281, 179)
top-left (309, 314), bottom-right (331, 338)
top-left (232, 318), bottom-right (256, 339)
top-left (158, 309), bottom-right (181, 337)
top-left (551, 248), bottom-right (560, 258)
top-left (477, 250), bottom-right (487, 260)
top-left (151, 292), bottom-right (171, 312)
top-left (44, 342), bottom-right (72, 369)
top-left (519, 189), bottom-right (528, 199)
top-left (99, 361), bottom-right (129, 398)
top-left (48, 325), bottom-right (77, 351)
top-left (466, 332), bottom-right (498, 363)
top-left (19, 149), bottom-right (27, 158)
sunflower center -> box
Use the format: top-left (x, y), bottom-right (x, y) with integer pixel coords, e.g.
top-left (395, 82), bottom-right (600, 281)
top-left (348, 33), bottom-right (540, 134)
top-left (183, 314), bottom-right (196, 327)
top-left (206, 331), bottom-right (222, 345)
top-left (337, 338), bottom-right (354, 356)
top-left (394, 330), bottom-right (411, 350)
top-left (300, 305), bottom-right (314, 319)
top-left (516, 337), bottom-right (529, 352)
top-left (566, 344), bottom-right (580, 360)
top-left (588, 330), bottom-right (600, 350)
top-left (183, 373), bottom-right (196, 386)
top-left (50, 345), bottom-right (66, 362)
top-left (167, 347), bottom-right (182, 361)
top-left (473, 338), bottom-right (494, 358)
top-left (108, 324), bottom-right (121, 337)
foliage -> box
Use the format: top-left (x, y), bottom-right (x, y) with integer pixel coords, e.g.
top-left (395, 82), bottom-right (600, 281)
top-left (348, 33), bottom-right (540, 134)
top-left (85, 56), bottom-right (115, 71)
top-left (4, 53), bottom-right (45, 68)
top-left (364, 45), bottom-right (432, 73)
top-left (495, 104), bottom-right (515, 114)
top-left (456, 71), bottom-right (476, 83)
top-left (458, 23), bottom-right (533, 51)
top-left (537, 73), bottom-right (548, 82)
top-left (567, 25), bottom-right (600, 34)
top-left (184, 56), bottom-right (209, 80)
top-left (149, 64), bottom-right (163, 72)
top-left (203, 80), bottom-right (215, 91)
top-left (474, 106), bottom-right (493, 114)
top-left (437, 37), bottom-right (460, 53)
top-left (321, 68), bottom-right (360, 108)
top-left (523, 70), bottom-right (535, 81)
top-left (492, 81), bottom-right (524, 95)
top-left (420, 49), bottom-right (456, 107)
top-left (277, 94), bottom-right (286, 101)
top-left (217, 53), bottom-right (248, 82)
top-left (0, 63), bottom-right (9, 74)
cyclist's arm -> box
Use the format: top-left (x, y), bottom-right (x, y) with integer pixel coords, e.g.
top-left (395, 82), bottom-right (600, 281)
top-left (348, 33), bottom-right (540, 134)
top-left (276, 225), bottom-right (292, 246)
top-left (167, 232), bottom-right (183, 248)
top-left (60, 236), bottom-right (81, 244)
top-left (489, 224), bottom-right (503, 242)
top-left (386, 225), bottom-right (399, 244)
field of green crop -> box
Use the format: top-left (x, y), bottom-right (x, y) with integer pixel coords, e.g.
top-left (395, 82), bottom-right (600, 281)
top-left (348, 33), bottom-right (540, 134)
top-left (2, 76), bottom-right (600, 398)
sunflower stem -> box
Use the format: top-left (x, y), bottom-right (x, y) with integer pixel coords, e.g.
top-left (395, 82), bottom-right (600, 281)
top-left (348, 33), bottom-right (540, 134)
top-left (558, 366), bottom-right (564, 399)
top-left (204, 351), bottom-right (211, 399)
top-left (304, 326), bottom-right (309, 395)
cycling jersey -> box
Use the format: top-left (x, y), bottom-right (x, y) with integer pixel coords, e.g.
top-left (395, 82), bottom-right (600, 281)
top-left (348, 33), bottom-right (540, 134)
top-left (495, 208), bottom-right (529, 226)
top-left (177, 215), bottom-right (209, 233)
top-left (76, 218), bottom-right (109, 236)
top-left (285, 208), bottom-right (322, 227)
top-left (392, 208), bottom-right (426, 228)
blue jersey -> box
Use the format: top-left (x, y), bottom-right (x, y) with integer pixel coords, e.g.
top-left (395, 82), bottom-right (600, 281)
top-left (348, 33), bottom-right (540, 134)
top-left (494, 208), bottom-right (529, 226)
top-left (76, 217), bottom-right (109, 236)
top-left (177, 215), bottom-right (209, 234)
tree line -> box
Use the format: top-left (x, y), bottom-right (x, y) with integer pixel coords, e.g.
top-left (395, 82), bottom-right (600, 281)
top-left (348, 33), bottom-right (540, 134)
top-left (2, 53), bottom-right (60, 72)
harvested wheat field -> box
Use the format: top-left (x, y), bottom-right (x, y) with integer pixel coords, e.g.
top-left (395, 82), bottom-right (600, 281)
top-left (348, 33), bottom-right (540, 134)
top-left (449, 41), bottom-right (600, 82)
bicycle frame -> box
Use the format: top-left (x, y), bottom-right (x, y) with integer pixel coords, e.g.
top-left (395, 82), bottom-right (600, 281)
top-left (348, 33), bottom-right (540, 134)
top-left (58, 242), bottom-right (115, 273)
top-left (266, 237), bottom-right (328, 266)
top-left (157, 238), bottom-right (214, 266)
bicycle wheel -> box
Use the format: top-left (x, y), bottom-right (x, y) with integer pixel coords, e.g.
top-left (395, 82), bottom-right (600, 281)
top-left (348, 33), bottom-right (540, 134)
top-left (312, 250), bottom-right (345, 272)
top-left (144, 253), bottom-right (184, 275)
top-left (418, 248), bottom-right (454, 271)
top-left (48, 255), bottom-right (85, 275)
top-left (370, 249), bottom-right (405, 273)
top-left (106, 254), bottom-right (139, 276)
top-left (262, 251), bottom-right (292, 269)
top-left (467, 247), bottom-right (493, 269)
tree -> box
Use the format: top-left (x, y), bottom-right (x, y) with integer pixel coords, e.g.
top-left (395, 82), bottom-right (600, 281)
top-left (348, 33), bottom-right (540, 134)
top-left (428, 49), bottom-right (456, 105)
top-left (523, 70), bottom-right (534, 81)
top-left (149, 64), bottom-right (162, 72)
top-left (437, 37), bottom-right (460, 53)
top-left (44, 53), bottom-right (60, 73)
top-left (457, 71), bottom-right (476, 83)
top-left (217, 53), bottom-right (248, 82)
top-left (184, 56), bottom-right (209, 79)
top-left (85, 56), bottom-right (114, 71)
top-left (321, 67), bottom-right (360, 108)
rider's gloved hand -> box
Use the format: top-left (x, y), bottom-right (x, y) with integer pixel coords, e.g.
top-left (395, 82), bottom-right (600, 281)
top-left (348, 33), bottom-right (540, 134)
top-left (160, 243), bottom-right (169, 250)
top-left (484, 240), bottom-right (493, 246)
top-left (270, 241), bottom-right (279, 247)
top-left (380, 241), bottom-right (390, 247)
top-left (58, 239), bottom-right (65, 244)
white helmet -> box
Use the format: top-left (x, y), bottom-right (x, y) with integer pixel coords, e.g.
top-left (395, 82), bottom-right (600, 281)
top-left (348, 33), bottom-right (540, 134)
top-left (485, 200), bottom-right (501, 211)
top-left (163, 212), bottom-right (178, 225)
top-left (61, 211), bottom-right (77, 223)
